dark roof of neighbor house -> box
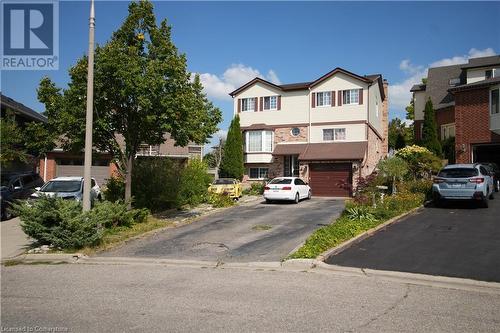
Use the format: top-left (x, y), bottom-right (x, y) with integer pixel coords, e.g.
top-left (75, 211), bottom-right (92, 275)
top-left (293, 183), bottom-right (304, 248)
top-left (1, 93), bottom-right (47, 123)
top-left (425, 64), bottom-right (464, 110)
top-left (229, 68), bottom-right (386, 100)
top-left (272, 142), bottom-right (366, 161)
top-left (410, 83), bottom-right (426, 92)
top-left (449, 76), bottom-right (500, 93)
top-left (461, 55), bottom-right (500, 69)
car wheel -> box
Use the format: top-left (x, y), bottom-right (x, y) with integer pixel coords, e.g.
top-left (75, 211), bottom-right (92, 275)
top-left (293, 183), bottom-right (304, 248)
top-left (294, 193), bottom-right (299, 204)
top-left (3, 208), bottom-right (13, 220)
top-left (489, 190), bottom-right (494, 200)
top-left (307, 190), bottom-right (312, 200)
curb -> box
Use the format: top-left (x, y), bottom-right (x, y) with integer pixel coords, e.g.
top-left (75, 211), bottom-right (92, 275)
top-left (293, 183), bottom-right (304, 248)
top-left (316, 205), bottom-right (423, 262)
top-left (2, 253), bottom-right (86, 264)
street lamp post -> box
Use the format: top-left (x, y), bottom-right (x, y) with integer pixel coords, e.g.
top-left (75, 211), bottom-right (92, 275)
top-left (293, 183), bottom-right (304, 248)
top-left (82, 0), bottom-right (95, 212)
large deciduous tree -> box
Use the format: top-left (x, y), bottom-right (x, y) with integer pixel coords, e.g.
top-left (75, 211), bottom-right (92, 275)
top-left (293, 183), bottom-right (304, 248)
top-left (37, 1), bottom-right (221, 207)
top-left (421, 98), bottom-right (442, 156)
top-left (219, 115), bottom-right (244, 180)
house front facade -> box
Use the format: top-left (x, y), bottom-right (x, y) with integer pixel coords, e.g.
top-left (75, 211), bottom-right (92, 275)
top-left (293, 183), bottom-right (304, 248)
top-left (230, 68), bottom-right (388, 197)
top-left (411, 55), bottom-right (500, 165)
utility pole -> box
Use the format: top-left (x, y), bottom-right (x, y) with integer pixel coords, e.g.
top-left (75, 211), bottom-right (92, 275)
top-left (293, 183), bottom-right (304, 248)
top-left (82, 0), bottom-right (95, 212)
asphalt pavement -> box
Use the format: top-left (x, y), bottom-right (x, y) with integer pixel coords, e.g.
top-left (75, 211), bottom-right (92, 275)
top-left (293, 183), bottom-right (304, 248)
top-left (327, 197), bottom-right (500, 282)
top-left (2, 263), bottom-right (499, 332)
top-left (104, 197), bottom-right (344, 262)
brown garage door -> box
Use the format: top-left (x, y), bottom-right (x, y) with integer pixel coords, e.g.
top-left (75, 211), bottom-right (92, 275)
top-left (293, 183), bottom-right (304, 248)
top-left (309, 163), bottom-right (352, 197)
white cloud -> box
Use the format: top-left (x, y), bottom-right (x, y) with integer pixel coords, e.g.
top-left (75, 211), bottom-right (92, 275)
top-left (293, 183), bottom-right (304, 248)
top-left (389, 48), bottom-right (497, 116)
top-left (214, 129), bottom-right (227, 140)
top-left (195, 64), bottom-right (281, 101)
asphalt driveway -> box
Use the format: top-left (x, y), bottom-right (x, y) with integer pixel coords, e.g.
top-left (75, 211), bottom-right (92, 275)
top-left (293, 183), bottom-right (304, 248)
top-left (327, 198), bottom-right (500, 282)
top-left (104, 197), bottom-right (344, 262)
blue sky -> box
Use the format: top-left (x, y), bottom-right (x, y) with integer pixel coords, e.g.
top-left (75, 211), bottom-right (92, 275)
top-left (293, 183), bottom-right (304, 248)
top-left (3, 1), bottom-right (500, 149)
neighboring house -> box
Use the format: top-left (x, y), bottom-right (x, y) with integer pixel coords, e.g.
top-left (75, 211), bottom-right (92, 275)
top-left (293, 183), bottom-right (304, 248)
top-left (1, 93), bottom-right (47, 173)
top-left (411, 55), bottom-right (500, 165)
top-left (40, 133), bottom-right (203, 186)
top-left (229, 67), bottom-right (388, 197)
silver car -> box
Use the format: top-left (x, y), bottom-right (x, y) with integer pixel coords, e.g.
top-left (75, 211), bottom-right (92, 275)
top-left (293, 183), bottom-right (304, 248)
top-left (432, 164), bottom-right (494, 208)
top-left (31, 177), bottom-right (101, 203)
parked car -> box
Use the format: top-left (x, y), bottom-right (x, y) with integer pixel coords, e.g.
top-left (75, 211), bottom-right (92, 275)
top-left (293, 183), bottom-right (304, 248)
top-left (481, 162), bottom-right (500, 192)
top-left (1, 172), bottom-right (45, 220)
top-left (263, 177), bottom-right (311, 204)
top-left (30, 177), bottom-right (101, 203)
top-left (432, 164), bottom-right (494, 208)
top-left (208, 178), bottom-right (242, 200)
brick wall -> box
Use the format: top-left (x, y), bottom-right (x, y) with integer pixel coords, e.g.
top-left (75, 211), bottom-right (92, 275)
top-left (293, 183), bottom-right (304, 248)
top-left (435, 106), bottom-right (455, 140)
top-left (274, 126), bottom-right (308, 144)
top-left (39, 155), bottom-right (57, 182)
top-left (362, 126), bottom-right (383, 178)
top-left (454, 88), bottom-right (500, 163)
top-left (414, 120), bottom-right (423, 141)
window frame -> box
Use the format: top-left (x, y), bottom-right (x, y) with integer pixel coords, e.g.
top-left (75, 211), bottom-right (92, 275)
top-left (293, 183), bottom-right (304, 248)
top-left (490, 88), bottom-right (499, 115)
top-left (241, 98), bottom-right (256, 112)
top-left (486, 69), bottom-right (493, 80)
top-left (440, 123), bottom-right (456, 140)
top-left (245, 130), bottom-right (274, 153)
top-left (343, 89), bottom-right (360, 105)
top-left (263, 96), bottom-right (278, 111)
top-left (316, 91), bottom-right (332, 107)
top-left (249, 167), bottom-right (269, 180)
top-left (322, 128), bottom-right (346, 141)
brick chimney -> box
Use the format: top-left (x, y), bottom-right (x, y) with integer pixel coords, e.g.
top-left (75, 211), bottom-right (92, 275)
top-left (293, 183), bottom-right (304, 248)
top-left (381, 79), bottom-right (389, 156)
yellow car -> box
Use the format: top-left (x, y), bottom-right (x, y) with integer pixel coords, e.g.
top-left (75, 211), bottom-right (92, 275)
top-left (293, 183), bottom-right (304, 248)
top-left (208, 178), bottom-right (242, 199)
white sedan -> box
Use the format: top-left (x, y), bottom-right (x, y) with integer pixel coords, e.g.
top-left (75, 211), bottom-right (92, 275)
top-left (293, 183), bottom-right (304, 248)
top-left (263, 177), bottom-right (312, 204)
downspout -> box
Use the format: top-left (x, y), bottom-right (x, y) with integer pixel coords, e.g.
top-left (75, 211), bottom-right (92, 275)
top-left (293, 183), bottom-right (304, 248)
top-left (308, 87), bottom-right (312, 143)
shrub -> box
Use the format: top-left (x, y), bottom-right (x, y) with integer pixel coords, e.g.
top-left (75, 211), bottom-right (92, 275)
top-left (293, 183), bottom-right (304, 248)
top-left (244, 182), bottom-right (266, 196)
top-left (345, 205), bottom-right (377, 223)
top-left (397, 179), bottom-right (433, 200)
top-left (352, 172), bottom-right (388, 205)
top-left (177, 159), bottom-right (212, 207)
top-left (13, 197), bottom-right (150, 250)
top-left (102, 175), bottom-right (125, 202)
top-left (132, 157), bottom-right (183, 211)
top-left (442, 137), bottom-right (456, 164)
top-left (207, 193), bottom-right (235, 208)
top-left (395, 145), bottom-right (442, 179)
top-left (14, 197), bottom-right (102, 249)
top-left (377, 157), bottom-right (409, 194)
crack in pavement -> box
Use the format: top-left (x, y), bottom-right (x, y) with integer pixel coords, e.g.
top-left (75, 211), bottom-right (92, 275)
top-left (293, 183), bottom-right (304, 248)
top-left (345, 284), bottom-right (411, 332)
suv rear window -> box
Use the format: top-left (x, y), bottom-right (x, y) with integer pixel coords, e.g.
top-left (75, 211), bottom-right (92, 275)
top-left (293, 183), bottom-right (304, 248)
top-left (438, 168), bottom-right (478, 178)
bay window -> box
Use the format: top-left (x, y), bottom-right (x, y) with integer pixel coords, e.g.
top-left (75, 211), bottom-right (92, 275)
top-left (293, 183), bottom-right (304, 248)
top-left (323, 128), bottom-right (346, 141)
top-left (246, 130), bottom-right (273, 152)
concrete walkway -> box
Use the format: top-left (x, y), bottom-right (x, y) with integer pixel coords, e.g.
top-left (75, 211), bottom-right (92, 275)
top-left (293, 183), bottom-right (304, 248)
top-left (1, 217), bottom-right (31, 260)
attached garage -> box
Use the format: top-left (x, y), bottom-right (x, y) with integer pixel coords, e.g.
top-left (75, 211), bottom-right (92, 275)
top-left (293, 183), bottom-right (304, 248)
top-left (55, 158), bottom-right (111, 186)
top-left (473, 144), bottom-right (500, 167)
top-left (309, 163), bottom-right (352, 197)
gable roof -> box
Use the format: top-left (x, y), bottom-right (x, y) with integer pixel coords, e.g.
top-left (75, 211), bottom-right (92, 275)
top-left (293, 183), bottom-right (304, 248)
top-left (1, 93), bottom-right (47, 123)
top-left (228, 67), bottom-right (386, 100)
top-left (425, 64), bottom-right (464, 110)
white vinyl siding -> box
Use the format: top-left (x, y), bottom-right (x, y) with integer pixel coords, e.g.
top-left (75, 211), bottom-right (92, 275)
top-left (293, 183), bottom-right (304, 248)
top-left (323, 128), bottom-right (346, 141)
top-left (246, 130), bottom-right (273, 152)
top-left (241, 98), bottom-right (255, 112)
top-left (316, 91), bottom-right (331, 107)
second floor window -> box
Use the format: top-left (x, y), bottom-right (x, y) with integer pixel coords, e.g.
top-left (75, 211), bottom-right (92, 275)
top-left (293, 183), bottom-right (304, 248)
top-left (316, 92), bottom-right (331, 107)
top-left (246, 130), bottom-right (273, 152)
top-left (486, 70), bottom-right (493, 79)
top-left (263, 96), bottom-right (277, 110)
top-left (241, 98), bottom-right (255, 112)
top-left (323, 128), bottom-right (346, 141)
top-left (491, 89), bottom-right (499, 115)
top-left (343, 89), bottom-right (359, 105)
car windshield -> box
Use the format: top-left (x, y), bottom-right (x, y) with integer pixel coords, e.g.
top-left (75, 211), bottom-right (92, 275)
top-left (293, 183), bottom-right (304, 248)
top-left (269, 178), bottom-right (292, 184)
top-left (213, 179), bottom-right (234, 185)
top-left (438, 168), bottom-right (478, 178)
top-left (41, 180), bottom-right (81, 192)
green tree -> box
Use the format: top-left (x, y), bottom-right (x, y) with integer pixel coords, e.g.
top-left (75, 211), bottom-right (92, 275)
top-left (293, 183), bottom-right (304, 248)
top-left (0, 114), bottom-right (29, 164)
top-left (421, 98), bottom-right (442, 156)
top-left (219, 115), bottom-right (244, 180)
top-left (405, 99), bottom-right (414, 121)
top-left (37, 1), bottom-right (221, 207)
top-left (377, 157), bottom-right (409, 194)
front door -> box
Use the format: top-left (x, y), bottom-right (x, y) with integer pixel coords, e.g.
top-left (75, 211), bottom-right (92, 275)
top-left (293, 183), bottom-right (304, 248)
top-left (284, 155), bottom-right (299, 177)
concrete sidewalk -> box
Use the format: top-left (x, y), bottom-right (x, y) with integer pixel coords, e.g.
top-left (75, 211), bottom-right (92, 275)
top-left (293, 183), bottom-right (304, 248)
top-left (1, 217), bottom-right (31, 260)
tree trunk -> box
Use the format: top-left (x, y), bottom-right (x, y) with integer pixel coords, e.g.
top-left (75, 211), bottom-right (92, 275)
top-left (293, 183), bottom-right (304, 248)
top-left (124, 154), bottom-right (133, 210)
